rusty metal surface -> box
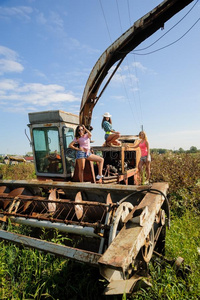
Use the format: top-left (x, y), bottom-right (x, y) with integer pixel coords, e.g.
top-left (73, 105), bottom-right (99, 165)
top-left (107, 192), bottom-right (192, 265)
top-left (0, 179), bottom-right (150, 193)
top-left (0, 179), bottom-right (153, 210)
top-left (0, 180), bottom-right (153, 246)
top-left (98, 183), bottom-right (169, 280)
top-left (0, 193), bottom-right (111, 231)
top-left (0, 229), bottom-right (101, 266)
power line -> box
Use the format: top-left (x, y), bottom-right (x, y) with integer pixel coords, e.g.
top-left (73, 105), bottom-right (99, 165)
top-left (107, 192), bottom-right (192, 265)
top-left (134, 0), bottom-right (199, 52)
top-left (132, 17), bottom-right (200, 56)
top-left (132, 56), bottom-right (143, 126)
top-left (99, 0), bottom-right (140, 127)
top-left (126, 0), bottom-right (143, 128)
top-left (115, 0), bottom-right (141, 127)
top-left (116, 0), bottom-right (123, 32)
top-left (99, 0), bottom-right (112, 43)
top-left (127, 0), bottom-right (132, 25)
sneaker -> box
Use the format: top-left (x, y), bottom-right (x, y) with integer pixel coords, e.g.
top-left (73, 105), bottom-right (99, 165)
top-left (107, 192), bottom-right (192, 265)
top-left (96, 175), bottom-right (103, 180)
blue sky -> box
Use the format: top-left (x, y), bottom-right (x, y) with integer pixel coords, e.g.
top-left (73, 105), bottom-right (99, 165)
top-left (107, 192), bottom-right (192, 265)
top-left (0, 0), bottom-right (200, 155)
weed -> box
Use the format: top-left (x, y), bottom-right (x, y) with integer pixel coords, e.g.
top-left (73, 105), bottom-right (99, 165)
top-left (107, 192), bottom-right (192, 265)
top-left (0, 154), bottom-right (200, 299)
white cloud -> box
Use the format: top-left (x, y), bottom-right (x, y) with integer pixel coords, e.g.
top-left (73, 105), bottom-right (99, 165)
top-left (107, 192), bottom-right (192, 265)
top-left (49, 11), bottom-right (64, 30)
top-left (36, 12), bottom-right (47, 25)
top-left (0, 6), bottom-right (33, 21)
top-left (35, 9), bottom-right (100, 54)
top-left (0, 79), bottom-right (19, 90)
top-left (0, 46), bottom-right (24, 75)
top-left (0, 79), bottom-right (80, 110)
top-left (33, 69), bottom-right (47, 79)
top-left (131, 61), bottom-right (147, 72)
top-left (36, 9), bottom-right (65, 36)
top-left (0, 59), bottom-right (24, 75)
top-left (0, 46), bottom-right (18, 60)
top-left (17, 83), bottom-right (64, 93)
top-left (0, 46), bottom-right (80, 111)
top-left (106, 65), bottom-right (138, 86)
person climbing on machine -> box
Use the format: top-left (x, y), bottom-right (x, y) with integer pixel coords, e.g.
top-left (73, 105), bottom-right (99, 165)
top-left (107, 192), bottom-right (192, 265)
top-left (69, 124), bottom-right (104, 182)
top-left (101, 112), bottom-right (121, 146)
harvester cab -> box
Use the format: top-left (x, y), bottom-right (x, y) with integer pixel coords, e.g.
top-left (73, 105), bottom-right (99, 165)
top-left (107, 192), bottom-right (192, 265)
top-left (28, 110), bottom-right (79, 180)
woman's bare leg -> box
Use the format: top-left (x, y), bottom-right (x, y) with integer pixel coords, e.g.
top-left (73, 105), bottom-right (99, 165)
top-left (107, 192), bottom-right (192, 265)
top-left (145, 161), bottom-right (151, 181)
top-left (87, 154), bottom-right (104, 176)
top-left (77, 158), bottom-right (85, 182)
top-left (106, 133), bottom-right (121, 146)
top-left (138, 160), bottom-right (144, 184)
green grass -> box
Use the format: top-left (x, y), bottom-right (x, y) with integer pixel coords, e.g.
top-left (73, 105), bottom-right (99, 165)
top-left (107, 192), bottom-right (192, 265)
top-left (0, 210), bottom-right (199, 300)
top-left (0, 154), bottom-right (200, 299)
top-left (131, 210), bottom-right (200, 300)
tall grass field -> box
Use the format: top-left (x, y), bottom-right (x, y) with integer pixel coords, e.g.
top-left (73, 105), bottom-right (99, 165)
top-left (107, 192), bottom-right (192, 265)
top-left (0, 152), bottom-right (200, 300)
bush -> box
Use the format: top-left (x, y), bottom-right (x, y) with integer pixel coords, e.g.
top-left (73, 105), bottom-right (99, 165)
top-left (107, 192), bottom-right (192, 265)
top-left (0, 163), bottom-right (36, 180)
top-left (151, 153), bottom-right (200, 214)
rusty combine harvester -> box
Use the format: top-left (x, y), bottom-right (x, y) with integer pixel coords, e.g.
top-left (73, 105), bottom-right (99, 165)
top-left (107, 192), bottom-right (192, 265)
top-left (0, 0), bottom-right (194, 296)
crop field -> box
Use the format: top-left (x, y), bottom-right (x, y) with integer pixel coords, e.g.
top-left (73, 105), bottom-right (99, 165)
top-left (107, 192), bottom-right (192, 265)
top-left (0, 153), bottom-right (200, 300)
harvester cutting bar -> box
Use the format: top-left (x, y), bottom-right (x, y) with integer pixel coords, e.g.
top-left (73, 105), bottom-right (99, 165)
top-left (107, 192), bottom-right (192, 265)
top-left (0, 229), bottom-right (101, 266)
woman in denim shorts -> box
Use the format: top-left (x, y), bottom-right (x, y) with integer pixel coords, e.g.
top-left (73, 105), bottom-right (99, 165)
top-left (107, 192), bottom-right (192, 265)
top-left (69, 125), bottom-right (104, 182)
top-left (126, 131), bottom-right (151, 184)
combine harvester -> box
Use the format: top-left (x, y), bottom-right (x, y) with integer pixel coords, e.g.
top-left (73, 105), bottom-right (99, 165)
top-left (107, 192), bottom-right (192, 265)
top-left (0, 0), bottom-right (194, 296)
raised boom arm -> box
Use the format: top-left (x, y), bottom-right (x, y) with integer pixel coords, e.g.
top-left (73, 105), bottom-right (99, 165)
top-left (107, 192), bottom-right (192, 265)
top-left (79, 0), bottom-right (194, 126)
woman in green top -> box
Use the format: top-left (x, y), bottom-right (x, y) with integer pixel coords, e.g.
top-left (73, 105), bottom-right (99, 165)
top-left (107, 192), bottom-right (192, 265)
top-left (101, 112), bottom-right (121, 146)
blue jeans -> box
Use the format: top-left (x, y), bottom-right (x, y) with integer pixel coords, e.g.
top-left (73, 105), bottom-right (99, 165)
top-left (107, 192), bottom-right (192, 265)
top-left (76, 151), bottom-right (91, 159)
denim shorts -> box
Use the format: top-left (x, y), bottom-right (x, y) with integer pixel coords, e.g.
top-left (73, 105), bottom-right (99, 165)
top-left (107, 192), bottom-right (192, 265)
top-left (105, 133), bottom-right (111, 140)
top-left (76, 150), bottom-right (91, 159)
top-left (140, 155), bottom-right (151, 162)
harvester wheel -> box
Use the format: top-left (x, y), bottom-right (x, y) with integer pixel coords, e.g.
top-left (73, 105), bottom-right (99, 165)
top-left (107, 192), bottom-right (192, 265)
top-left (108, 202), bottom-right (134, 245)
top-left (141, 227), bottom-right (154, 263)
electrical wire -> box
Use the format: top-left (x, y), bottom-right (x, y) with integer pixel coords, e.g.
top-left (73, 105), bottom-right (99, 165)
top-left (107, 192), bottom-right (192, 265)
top-left (132, 55), bottom-right (143, 126)
top-left (127, 0), bottom-right (132, 25)
top-left (126, 0), bottom-right (143, 129)
top-left (99, 0), bottom-right (112, 43)
top-left (134, 0), bottom-right (199, 52)
top-left (116, 0), bottom-right (123, 32)
top-left (132, 17), bottom-right (200, 56)
top-left (115, 0), bottom-right (140, 127)
top-left (99, 0), bottom-right (140, 127)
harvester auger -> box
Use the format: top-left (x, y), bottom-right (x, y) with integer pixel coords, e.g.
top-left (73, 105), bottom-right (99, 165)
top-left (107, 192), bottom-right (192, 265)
top-left (0, 0), bottom-right (194, 296)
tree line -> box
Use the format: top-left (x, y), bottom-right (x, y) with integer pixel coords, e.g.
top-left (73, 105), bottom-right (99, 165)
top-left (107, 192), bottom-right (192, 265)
top-left (151, 146), bottom-right (200, 154)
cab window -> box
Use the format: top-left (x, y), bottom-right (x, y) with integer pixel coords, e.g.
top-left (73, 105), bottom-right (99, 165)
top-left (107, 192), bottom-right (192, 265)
top-left (33, 127), bottom-right (63, 173)
top-left (63, 127), bottom-right (76, 174)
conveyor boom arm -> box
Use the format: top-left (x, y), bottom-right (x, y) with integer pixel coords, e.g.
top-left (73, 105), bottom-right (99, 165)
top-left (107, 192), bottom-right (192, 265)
top-left (79, 0), bottom-right (194, 126)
